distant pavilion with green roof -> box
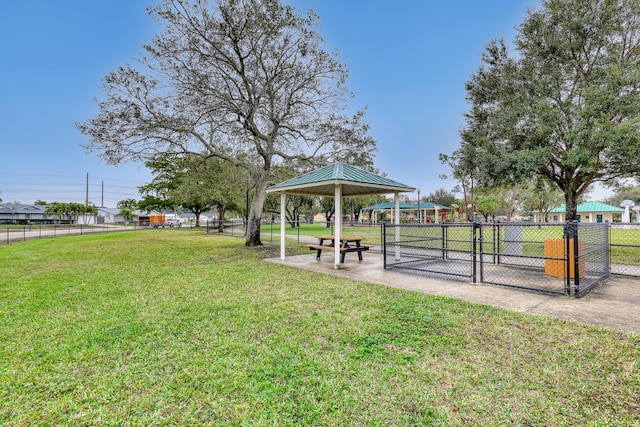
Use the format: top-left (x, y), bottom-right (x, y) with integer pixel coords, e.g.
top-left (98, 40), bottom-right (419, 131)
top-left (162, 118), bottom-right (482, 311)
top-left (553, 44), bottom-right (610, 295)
top-left (533, 202), bottom-right (624, 223)
top-left (363, 201), bottom-right (450, 223)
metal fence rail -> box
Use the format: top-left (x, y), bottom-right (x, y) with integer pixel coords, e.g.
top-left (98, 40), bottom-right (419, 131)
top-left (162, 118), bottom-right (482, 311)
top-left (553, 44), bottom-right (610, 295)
top-left (384, 221), bottom-right (612, 298)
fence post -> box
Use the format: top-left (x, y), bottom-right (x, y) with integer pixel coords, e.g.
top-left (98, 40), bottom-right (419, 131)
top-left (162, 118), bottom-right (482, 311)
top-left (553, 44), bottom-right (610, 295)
top-left (605, 224), bottom-right (610, 275)
top-left (383, 222), bottom-right (387, 268)
top-left (479, 223), bottom-right (484, 282)
top-left (573, 220), bottom-right (581, 298)
top-left (23, 226), bottom-right (26, 242)
top-left (495, 222), bottom-right (500, 265)
top-left (472, 222), bottom-right (478, 283)
top-left (563, 222), bottom-right (572, 296)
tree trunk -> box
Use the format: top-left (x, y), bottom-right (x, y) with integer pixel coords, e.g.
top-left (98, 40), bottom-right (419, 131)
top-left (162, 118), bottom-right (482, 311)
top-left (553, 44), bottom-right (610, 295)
top-left (350, 200), bottom-right (354, 226)
top-left (564, 188), bottom-right (578, 222)
top-left (217, 206), bottom-right (225, 233)
top-left (245, 170), bottom-right (269, 246)
top-left (325, 210), bottom-right (333, 228)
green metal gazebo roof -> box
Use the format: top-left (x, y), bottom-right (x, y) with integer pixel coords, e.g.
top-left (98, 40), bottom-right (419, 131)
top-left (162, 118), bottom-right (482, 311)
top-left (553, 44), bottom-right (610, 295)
top-left (265, 162), bottom-right (415, 197)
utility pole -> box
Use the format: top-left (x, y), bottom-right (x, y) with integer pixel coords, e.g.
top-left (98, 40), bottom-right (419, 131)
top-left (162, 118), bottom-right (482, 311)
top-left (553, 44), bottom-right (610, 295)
top-left (85, 173), bottom-right (89, 207)
top-left (101, 181), bottom-right (104, 208)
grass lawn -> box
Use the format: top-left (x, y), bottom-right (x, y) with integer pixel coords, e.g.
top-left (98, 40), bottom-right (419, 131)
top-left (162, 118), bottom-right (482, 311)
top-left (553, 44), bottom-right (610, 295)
top-left (1, 230), bottom-right (639, 426)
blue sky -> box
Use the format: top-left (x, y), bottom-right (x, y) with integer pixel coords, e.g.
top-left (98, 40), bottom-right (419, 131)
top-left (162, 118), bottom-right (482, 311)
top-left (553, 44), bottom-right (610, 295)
top-left (6, 0), bottom-right (607, 208)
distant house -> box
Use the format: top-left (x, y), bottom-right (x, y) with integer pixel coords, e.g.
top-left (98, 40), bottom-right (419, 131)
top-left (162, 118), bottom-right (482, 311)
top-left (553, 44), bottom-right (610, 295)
top-left (94, 207), bottom-right (137, 224)
top-left (533, 202), bottom-right (624, 223)
top-left (179, 213), bottom-right (211, 225)
top-left (313, 213), bottom-right (326, 223)
top-left (0, 203), bottom-right (53, 224)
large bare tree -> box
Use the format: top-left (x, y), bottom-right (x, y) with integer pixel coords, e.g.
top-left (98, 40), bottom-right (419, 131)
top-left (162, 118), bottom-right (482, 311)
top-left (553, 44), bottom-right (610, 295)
top-left (77, 0), bottom-right (375, 245)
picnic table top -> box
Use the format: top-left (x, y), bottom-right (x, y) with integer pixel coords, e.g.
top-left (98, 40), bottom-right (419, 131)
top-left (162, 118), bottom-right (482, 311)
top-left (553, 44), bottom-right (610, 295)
top-left (316, 235), bottom-right (365, 242)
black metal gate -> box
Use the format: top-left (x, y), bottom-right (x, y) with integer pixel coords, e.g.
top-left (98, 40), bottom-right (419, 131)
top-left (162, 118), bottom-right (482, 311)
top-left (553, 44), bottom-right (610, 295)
top-left (383, 221), bottom-right (610, 298)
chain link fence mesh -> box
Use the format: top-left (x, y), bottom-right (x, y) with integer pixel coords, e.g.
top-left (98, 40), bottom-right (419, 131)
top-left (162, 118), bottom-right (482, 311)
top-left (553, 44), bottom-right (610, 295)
top-left (610, 223), bottom-right (640, 277)
top-left (384, 221), bottom-right (613, 297)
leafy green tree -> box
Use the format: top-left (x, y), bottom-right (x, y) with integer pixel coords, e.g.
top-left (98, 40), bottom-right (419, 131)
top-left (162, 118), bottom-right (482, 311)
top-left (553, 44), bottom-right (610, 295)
top-left (604, 183), bottom-right (640, 207)
top-left (474, 194), bottom-right (502, 221)
top-left (521, 179), bottom-right (563, 222)
top-left (346, 196), bottom-right (378, 224)
top-left (77, 0), bottom-right (375, 246)
top-left (117, 199), bottom-right (138, 209)
top-left (137, 195), bottom-right (175, 214)
top-left (140, 154), bottom-right (244, 228)
top-left (118, 208), bottom-right (135, 225)
top-left (319, 197), bottom-right (335, 228)
top-left (284, 195), bottom-right (314, 227)
top-left (452, 0), bottom-right (640, 222)
top-left (425, 188), bottom-right (457, 208)
top-left (45, 202), bottom-right (65, 224)
top-left (439, 152), bottom-right (476, 219)
top-left (79, 205), bottom-right (99, 225)
top-left (493, 185), bottom-right (524, 222)
top-left (43, 202), bottom-right (96, 224)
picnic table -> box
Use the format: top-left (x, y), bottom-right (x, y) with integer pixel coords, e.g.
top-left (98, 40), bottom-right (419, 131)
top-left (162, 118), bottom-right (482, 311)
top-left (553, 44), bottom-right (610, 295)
top-left (305, 236), bottom-right (374, 263)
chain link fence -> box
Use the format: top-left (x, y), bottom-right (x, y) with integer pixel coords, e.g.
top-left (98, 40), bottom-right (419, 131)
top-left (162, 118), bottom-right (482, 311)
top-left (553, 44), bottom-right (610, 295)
top-left (384, 221), bottom-right (611, 298)
top-left (383, 223), bottom-right (475, 281)
top-left (1, 223), bottom-right (144, 246)
top-left (206, 220), bottom-right (247, 236)
top-left (610, 224), bottom-right (640, 277)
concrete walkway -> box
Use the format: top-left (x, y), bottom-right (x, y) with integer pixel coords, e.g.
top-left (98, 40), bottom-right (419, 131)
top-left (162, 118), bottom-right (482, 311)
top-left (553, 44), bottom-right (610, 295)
top-left (266, 247), bottom-right (640, 335)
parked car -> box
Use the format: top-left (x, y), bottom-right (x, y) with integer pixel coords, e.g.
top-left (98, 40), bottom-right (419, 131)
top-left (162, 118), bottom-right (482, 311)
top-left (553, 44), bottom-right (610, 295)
top-left (166, 218), bottom-right (182, 227)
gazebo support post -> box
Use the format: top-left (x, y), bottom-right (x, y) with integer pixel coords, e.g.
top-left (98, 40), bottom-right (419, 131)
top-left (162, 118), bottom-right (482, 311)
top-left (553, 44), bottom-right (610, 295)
top-left (334, 184), bottom-right (342, 268)
top-left (280, 192), bottom-right (286, 260)
top-left (394, 192), bottom-right (401, 262)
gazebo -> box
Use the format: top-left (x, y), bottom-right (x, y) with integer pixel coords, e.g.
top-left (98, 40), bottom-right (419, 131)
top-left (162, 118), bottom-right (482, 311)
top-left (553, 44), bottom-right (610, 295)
top-left (265, 162), bottom-right (415, 267)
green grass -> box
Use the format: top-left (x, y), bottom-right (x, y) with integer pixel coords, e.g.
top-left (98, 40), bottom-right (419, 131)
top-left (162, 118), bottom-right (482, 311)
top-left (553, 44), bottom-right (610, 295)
top-left (1, 230), bottom-right (639, 426)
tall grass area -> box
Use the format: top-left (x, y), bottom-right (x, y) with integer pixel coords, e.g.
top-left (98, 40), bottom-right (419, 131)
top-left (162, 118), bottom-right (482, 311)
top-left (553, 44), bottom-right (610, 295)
top-left (1, 230), bottom-right (639, 425)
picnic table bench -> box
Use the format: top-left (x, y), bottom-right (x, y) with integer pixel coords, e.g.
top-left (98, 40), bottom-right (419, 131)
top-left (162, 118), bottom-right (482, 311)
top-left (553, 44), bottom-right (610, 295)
top-left (305, 236), bottom-right (374, 263)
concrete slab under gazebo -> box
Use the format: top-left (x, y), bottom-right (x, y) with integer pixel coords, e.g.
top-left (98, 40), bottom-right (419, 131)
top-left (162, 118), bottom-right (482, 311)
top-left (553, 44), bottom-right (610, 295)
top-left (265, 162), bottom-right (415, 267)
